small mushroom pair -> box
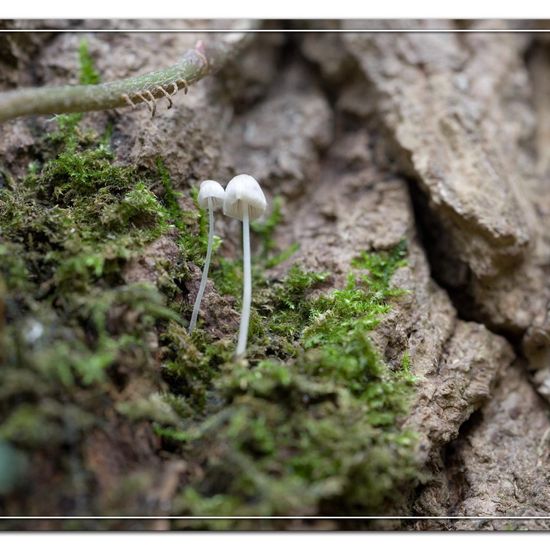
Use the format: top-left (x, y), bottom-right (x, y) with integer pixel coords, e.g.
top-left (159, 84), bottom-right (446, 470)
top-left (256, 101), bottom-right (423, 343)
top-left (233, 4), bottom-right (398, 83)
top-left (189, 174), bottom-right (267, 358)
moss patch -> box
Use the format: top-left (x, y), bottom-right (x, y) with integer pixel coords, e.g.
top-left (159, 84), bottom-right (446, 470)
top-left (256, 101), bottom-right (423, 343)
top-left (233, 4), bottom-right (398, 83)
top-left (0, 123), bottom-right (180, 426)
top-left (157, 240), bottom-right (419, 523)
top-left (0, 45), bottom-right (197, 513)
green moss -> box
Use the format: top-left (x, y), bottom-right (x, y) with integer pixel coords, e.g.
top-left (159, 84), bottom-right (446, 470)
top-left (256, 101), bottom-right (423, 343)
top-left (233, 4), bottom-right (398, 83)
top-left (44, 40), bottom-right (100, 143)
top-left (160, 242), bottom-right (419, 521)
top-left (248, 266), bottom-right (329, 358)
top-left (0, 244), bottom-right (30, 292)
top-left (156, 158), bottom-right (211, 272)
top-left (251, 196), bottom-right (284, 258)
top-left (210, 256), bottom-right (245, 300)
top-left (0, 45), bottom-right (193, 472)
top-left (180, 187), bottom-right (208, 265)
top-left (352, 238), bottom-right (407, 298)
top-left (78, 40), bottom-right (101, 86)
top-left (116, 393), bottom-right (181, 426)
top-left (0, 41), bottom-right (420, 522)
top-left (3, 138), bottom-right (174, 296)
top-left (151, 176), bottom-right (418, 519)
top-left (0, 404), bottom-right (60, 446)
top-left (251, 196), bottom-right (299, 268)
top-left (156, 158), bottom-right (182, 223)
top-left (209, 196), bottom-right (301, 305)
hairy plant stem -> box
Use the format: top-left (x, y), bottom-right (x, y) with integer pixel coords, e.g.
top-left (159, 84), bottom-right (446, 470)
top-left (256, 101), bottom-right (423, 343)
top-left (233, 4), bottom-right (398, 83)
top-left (189, 197), bottom-right (215, 333)
top-left (0, 38), bottom-right (241, 122)
top-left (236, 205), bottom-right (251, 357)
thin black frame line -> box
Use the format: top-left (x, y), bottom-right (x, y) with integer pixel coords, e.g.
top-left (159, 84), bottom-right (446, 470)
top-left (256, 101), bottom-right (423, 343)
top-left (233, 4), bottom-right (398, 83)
top-left (0, 28), bottom-right (550, 33)
top-left (1, 516), bottom-right (550, 520)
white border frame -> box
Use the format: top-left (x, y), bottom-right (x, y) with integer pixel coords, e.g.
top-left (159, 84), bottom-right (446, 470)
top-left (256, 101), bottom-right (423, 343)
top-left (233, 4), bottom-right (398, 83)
top-left (0, 22), bottom-right (549, 525)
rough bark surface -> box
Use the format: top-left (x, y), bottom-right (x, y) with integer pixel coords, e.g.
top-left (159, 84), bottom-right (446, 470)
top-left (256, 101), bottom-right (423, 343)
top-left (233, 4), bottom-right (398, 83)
top-left (1, 20), bottom-right (549, 530)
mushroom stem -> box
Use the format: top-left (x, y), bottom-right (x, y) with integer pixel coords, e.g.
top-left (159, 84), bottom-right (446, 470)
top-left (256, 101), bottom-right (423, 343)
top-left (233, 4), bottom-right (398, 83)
top-left (189, 197), bottom-right (215, 333)
top-left (236, 204), bottom-right (251, 357)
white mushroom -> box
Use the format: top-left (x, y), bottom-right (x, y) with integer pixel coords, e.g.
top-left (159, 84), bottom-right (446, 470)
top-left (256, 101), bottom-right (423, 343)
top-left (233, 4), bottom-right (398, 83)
top-left (223, 174), bottom-right (267, 357)
top-left (189, 179), bottom-right (226, 332)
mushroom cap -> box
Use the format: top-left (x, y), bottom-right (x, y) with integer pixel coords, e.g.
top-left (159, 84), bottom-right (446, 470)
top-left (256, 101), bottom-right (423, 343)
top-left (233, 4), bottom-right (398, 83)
top-left (223, 174), bottom-right (267, 221)
top-left (198, 180), bottom-right (225, 210)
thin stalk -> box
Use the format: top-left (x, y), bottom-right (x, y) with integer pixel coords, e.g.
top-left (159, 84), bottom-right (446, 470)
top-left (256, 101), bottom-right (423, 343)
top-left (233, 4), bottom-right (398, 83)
top-left (0, 35), bottom-right (252, 123)
top-left (236, 205), bottom-right (251, 357)
top-left (189, 197), bottom-right (215, 332)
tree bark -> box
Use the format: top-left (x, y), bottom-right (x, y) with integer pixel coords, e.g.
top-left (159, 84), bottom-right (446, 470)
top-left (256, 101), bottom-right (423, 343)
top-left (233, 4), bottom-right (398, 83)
top-left (1, 20), bottom-right (549, 530)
